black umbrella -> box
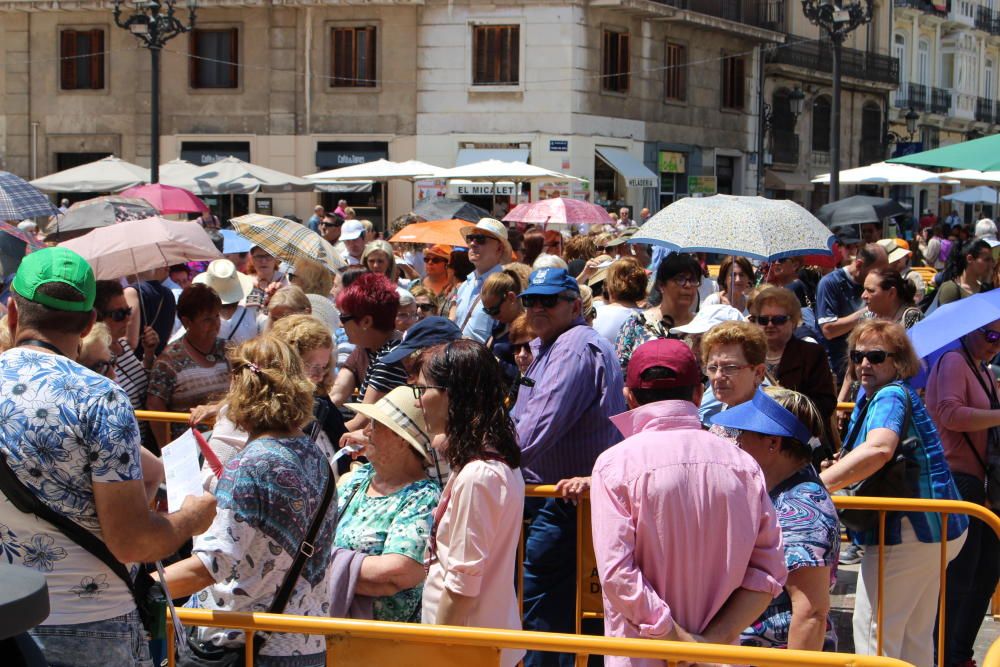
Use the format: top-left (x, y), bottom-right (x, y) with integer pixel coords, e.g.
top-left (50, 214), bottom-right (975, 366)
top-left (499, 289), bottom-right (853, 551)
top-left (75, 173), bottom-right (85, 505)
top-left (816, 195), bottom-right (908, 228)
top-left (413, 198), bottom-right (490, 224)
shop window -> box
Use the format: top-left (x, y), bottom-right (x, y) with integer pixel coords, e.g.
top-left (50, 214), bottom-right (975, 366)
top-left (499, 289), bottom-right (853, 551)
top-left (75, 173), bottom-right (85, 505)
top-left (331, 26), bottom-right (377, 88)
top-left (721, 54), bottom-right (745, 110)
top-left (594, 154), bottom-right (623, 207)
top-left (472, 25), bottom-right (519, 86)
top-left (189, 28), bottom-right (239, 89)
top-left (60, 29), bottom-right (105, 90)
top-left (660, 172), bottom-right (688, 208)
top-left (602, 30), bottom-right (630, 93)
top-left (664, 43), bottom-right (686, 102)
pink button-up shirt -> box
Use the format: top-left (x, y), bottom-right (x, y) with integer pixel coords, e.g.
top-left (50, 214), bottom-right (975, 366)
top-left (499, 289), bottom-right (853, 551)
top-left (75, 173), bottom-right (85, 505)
top-left (591, 400), bottom-right (787, 666)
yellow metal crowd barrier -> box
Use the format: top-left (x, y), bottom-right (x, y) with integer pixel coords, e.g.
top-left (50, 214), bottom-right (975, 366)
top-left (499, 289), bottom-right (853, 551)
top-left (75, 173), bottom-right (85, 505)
top-left (166, 608), bottom-right (914, 667)
top-left (985, 636), bottom-right (1000, 667)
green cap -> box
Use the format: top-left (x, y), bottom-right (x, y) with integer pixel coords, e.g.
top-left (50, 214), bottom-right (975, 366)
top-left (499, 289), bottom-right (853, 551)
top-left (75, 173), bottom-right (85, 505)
top-left (12, 247), bottom-right (96, 312)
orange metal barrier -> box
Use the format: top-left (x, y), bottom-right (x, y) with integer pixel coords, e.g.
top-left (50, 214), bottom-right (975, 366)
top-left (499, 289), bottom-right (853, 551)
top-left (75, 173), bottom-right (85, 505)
top-left (166, 608), bottom-right (915, 667)
top-left (985, 635), bottom-right (1000, 667)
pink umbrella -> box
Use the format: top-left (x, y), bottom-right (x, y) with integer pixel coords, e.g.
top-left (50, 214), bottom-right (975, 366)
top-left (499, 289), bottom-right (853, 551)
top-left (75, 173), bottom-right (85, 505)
top-left (120, 183), bottom-right (209, 215)
top-left (503, 197), bottom-right (614, 227)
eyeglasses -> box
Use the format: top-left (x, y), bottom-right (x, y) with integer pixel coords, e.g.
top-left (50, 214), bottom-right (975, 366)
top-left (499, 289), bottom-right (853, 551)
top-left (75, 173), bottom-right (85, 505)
top-left (511, 341), bottom-right (532, 354)
top-left (417, 303), bottom-right (437, 313)
top-left (340, 314), bottom-right (355, 324)
top-left (520, 294), bottom-right (576, 309)
top-left (411, 384), bottom-right (446, 399)
top-left (100, 307), bottom-right (133, 322)
top-left (704, 363), bottom-right (752, 377)
top-left (668, 276), bottom-right (701, 288)
top-left (749, 314), bottom-right (790, 326)
top-left (319, 220), bottom-right (344, 228)
top-left (305, 363), bottom-right (328, 376)
top-left (424, 256), bottom-right (447, 264)
top-left (849, 349), bottom-right (894, 365)
top-left (482, 301), bottom-right (503, 317)
top-left (89, 355), bottom-right (116, 375)
top-left (396, 311), bottom-right (418, 321)
top-left (465, 234), bottom-right (494, 245)
top-left (980, 327), bottom-right (1000, 344)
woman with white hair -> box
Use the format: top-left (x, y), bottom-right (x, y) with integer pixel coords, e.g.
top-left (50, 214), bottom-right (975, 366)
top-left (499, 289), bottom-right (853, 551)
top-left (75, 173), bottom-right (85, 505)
top-left (396, 288), bottom-right (418, 333)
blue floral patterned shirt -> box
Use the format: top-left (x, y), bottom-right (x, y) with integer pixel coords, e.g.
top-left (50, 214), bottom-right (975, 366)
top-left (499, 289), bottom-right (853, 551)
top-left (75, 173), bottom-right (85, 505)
top-left (0, 348), bottom-right (143, 625)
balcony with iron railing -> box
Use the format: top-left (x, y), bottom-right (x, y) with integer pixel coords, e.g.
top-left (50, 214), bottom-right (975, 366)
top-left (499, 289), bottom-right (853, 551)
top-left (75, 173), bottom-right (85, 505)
top-left (893, 82), bottom-right (928, 111)
top-left (654, 0), bottom-right (787, 32)
top-left (977, 96), bottom-right (995, 123)
top-left (893, 0), bottom-right (949, 16)
top-left (976, 6), bottom-right (1000, 35)
top-left (931, 87), bottom-right (952, 115)
top-left (765, 39), bottom-right (899, 86)
top-left (771, 130), bottom-right (799, 166)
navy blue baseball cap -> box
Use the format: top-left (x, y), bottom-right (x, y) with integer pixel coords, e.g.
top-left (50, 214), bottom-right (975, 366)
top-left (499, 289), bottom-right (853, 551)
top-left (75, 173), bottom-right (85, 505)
top-left (519, 268), bottom-right (580, 297)
top-left (711, 388), bottom-right (814, 445)
top-left (380, 316), bottom-right (461, 364)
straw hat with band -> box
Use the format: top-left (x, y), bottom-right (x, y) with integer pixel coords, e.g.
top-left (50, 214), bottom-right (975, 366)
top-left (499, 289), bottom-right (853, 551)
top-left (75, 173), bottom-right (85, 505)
top-left (345, 386), bottom-right (433, 463)
top-left (193, 259), bottom-right (255, 305)
top-left (12, 247), bottom-right (96, 312)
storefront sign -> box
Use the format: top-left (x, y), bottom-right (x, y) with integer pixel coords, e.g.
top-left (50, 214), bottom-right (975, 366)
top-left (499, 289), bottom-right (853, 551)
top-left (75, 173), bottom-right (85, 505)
top-left (549, 140), bottom-right (568, 152)
top-left (180, 141), bottom-right (251, 166)
top-left (658, 151), bottom-right (686, 174)
top-left (254, 198), bottom-right (272, 214)
top-left (449, 182), bottom-right (516, 196)
top-left (315, 141), bottom-right (389, 169)
top-left (688, 176), bottom-right (717, 195)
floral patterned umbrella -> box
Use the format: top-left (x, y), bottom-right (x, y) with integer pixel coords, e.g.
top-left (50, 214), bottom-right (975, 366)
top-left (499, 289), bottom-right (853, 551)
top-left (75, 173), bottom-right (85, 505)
top-left (631, 195), bottom-right (834, 262)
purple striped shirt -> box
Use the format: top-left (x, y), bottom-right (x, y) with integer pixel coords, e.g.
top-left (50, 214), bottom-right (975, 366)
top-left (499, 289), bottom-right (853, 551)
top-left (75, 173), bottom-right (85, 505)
top-left (512, 318), bottom-right (626, 484)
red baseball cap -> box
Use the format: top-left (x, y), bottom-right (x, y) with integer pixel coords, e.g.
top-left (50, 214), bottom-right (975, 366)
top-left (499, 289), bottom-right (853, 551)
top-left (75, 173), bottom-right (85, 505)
top-left (627, 339), bottom-right (700, 390)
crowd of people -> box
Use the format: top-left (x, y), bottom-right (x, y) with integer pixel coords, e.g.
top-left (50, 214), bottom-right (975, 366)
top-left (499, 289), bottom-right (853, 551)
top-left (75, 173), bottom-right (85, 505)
top-left (1, 203), bottom-right (998, 667)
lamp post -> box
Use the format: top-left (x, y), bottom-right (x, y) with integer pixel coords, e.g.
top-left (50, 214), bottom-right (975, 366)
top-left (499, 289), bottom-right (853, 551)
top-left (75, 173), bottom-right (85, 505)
top-left (886, 107), bottom-right (920, 154)
top-left (801, 0), bottom-right (874, 203)
top-left (113, 0), bottom-right (196, 184)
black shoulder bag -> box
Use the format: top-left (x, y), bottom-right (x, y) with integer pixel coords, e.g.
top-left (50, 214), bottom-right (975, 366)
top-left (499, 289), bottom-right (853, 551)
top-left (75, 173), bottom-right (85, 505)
top-left (0, 452), bottom-right (164, 633)
top-left (179, 460), bottom-right (336, 667)
top-left (837, 382), bottom-right (921, 532)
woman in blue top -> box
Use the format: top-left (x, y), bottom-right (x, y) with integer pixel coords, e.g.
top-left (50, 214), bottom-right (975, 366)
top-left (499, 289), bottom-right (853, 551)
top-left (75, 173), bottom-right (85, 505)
top-left (820, 320), bottom-right (967, 666)
top-left (713, 387), bottom-right (839, 651)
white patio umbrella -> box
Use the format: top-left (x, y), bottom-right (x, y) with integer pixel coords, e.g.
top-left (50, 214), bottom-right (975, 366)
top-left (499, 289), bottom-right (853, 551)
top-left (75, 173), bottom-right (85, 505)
top-left (30, 156), bottom-right (149, 193)
top-left (181, 156), bottom-right (313, 194)
top-left (158, 159), bottom-right (202, 188)
top-left (811, 161), bottom-right (957, 185)
top-left (942, 186), bottom-right (1000, 205)
top-left (939, 169), bottom-right (1000, 184)
top-left (435, 159), bottom-right (583, 182)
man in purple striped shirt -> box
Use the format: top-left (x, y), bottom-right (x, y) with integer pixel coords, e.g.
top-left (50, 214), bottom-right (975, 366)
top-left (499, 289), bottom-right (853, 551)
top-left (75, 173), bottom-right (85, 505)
top-left (511, 267), bottom-right (626, 666)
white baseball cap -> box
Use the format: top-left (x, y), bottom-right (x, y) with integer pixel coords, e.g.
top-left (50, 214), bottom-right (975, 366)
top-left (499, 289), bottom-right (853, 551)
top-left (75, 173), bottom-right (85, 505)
top-left (341, 220), bottom-right (365, 241)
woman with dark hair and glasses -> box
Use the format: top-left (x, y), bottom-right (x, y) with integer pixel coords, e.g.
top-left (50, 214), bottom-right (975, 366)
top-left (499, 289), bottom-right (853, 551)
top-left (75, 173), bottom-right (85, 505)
top-left (926, 319), bottom-right (1000, 667)
top-left (614, 252), bottom-right (702, 373)
top-left (94, 280), bottom-right (159, 410)
top-left (748, 286), bottom-right (836, 456)
top-left (819, 320), bottom-right (967, 665)
top-left (414, 340), bottom-right (525, 667)
top-left (938, 239), bottom-right (995, 305)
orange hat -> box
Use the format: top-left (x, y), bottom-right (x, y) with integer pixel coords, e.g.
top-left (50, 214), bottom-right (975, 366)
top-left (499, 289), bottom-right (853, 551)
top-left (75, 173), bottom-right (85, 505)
top-left (424, 244), bottom-right (452, 260)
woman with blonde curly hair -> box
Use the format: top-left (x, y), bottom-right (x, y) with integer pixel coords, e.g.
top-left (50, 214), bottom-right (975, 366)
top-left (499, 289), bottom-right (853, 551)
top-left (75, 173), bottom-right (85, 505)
top-left (290, 258), bottom-right (340, 337)
top-left (163, 335), bottom-right (337, 667)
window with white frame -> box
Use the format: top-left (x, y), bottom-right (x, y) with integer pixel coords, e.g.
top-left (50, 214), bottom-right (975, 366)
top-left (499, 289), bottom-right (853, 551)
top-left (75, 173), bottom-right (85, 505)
top-left (917, 40), bottom-right (929, 88)
top-left (987, 59), bottom-right (995, 100)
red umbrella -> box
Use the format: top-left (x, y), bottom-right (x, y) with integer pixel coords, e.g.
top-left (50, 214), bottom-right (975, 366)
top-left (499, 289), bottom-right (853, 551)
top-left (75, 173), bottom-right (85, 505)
top-left (503, 197), bottom-right (613, 227)
top-left (120, 183), bottom-right (209, 215)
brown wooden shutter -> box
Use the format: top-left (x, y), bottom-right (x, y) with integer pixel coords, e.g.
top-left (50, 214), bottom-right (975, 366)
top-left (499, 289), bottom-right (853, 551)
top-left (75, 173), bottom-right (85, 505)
top-left (189, 30), bottom-right (200, 88)
top-left (90, 29), bottom-right (104, 89)
top-left (228, 27), bottom-right (239, 87)
top-left (61, 30), bottom-right (77, 89)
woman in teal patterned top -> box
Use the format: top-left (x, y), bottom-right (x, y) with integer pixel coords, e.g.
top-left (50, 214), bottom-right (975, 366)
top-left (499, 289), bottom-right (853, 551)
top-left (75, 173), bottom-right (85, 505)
top-left (337, 386), bottom-right (441, 622)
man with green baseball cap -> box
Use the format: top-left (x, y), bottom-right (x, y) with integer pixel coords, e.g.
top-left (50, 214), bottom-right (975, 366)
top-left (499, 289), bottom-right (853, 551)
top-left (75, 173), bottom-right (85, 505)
top-left (1, 246), bottom-right (217, 666)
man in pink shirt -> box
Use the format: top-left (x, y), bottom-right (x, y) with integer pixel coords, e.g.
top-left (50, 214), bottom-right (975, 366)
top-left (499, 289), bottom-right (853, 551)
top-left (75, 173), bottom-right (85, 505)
top-left (590, 339), bottom-right (787, 666)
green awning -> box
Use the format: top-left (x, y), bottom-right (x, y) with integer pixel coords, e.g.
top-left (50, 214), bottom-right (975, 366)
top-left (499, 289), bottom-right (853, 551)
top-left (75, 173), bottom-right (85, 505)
top-left (887, 133), bottom-right (1000, 171)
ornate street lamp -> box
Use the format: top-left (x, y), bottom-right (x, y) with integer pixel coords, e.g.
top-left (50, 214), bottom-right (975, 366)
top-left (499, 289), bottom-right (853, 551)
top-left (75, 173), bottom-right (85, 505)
top-left (905, 107), bottom-right (919, 139)
top-left (801, 0), bottom-right (874, 202)
top-left (789, 85), bottom-right (806, 118)
top-left (113, 0), bottom-right (197, 183)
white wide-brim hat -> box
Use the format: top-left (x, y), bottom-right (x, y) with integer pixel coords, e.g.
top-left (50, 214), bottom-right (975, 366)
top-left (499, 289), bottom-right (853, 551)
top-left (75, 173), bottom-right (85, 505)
top-left (193, 259), bottom-right (255, 305)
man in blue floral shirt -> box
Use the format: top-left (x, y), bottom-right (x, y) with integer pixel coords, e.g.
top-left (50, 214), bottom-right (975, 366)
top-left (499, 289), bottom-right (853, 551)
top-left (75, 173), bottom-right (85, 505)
top-left (0, 248), bottom-right (216, 667)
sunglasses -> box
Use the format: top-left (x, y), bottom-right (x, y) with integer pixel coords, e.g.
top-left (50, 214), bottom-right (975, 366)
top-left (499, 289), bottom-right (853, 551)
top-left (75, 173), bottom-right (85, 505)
top-left (89, 355), bottom-right (116, 375)
top-left (417, 303), bottom-right (437, 313)
top-left (465, 234), bottom-right (494, 245)
top-left (425, 256), bottom-right (447, 265)
top-left (849, 349), bottom-right (894, 365)
top-left (511, 342), bottom-right (532, 354)
top-left (668, 276), bottom-right (701, 288)
top-left (320, 220), bottom-right (344, 228)
top-left (520, 294), bottom-right (576, 309)
top-left (100, 307), bottom-right (133, 322)
top-left (980, 327), bottom-right (1000, 344)
top-left (483, 301), bottom-right (503, 317)
top-left (750, 314), bottom-right (790, 326)
top-left (340, 314), bottom-right (355, 324)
